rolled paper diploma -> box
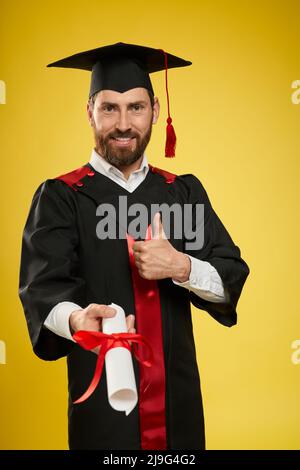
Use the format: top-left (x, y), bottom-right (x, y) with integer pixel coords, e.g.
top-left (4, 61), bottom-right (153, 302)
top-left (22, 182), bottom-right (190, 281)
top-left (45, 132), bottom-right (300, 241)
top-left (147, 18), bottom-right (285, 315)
top-left (102, 303), bottom-right (138, 415)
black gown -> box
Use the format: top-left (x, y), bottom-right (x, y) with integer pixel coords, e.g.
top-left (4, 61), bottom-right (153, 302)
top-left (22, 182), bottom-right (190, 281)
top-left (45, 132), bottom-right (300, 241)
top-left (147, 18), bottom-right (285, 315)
top-left (19, 162), bottom-right (250, 450)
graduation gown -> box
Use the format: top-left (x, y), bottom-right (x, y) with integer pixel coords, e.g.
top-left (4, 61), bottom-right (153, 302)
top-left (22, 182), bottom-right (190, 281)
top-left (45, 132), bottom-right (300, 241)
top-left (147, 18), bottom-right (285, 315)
top-left (19, 163), bottom-right (250, 450)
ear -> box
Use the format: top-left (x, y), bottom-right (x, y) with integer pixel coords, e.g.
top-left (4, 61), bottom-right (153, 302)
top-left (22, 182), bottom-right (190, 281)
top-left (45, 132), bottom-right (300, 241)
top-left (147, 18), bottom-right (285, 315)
top-left (87, 101), bottom-right (94, 126)
top-left (152, 97), bottom-right (160, 124)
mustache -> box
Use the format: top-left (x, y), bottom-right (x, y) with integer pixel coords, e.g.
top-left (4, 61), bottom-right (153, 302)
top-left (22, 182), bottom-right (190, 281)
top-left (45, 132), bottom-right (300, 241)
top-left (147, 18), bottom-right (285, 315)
top-left (108, 132), bottom-right (139, 139)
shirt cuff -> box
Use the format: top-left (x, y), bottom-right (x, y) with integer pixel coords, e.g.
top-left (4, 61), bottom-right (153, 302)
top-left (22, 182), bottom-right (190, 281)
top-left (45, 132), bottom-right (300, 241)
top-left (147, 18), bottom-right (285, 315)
top-left (172, 255), bottom-right (228, 303)
top-left (44, 301), bottom-right (83, 341)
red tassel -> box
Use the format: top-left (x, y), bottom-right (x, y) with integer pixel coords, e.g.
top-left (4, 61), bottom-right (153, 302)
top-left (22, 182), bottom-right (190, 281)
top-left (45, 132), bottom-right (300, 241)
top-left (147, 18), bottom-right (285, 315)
top-left (165, 117), bottom-right (176, 157)
top-left (159, 48), bottom-right (176, 157)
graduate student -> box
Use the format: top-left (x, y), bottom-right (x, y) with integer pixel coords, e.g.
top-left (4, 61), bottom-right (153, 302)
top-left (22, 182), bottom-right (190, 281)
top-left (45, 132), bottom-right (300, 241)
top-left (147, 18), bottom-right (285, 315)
top-left (19, 42), bottom-right (250, 450)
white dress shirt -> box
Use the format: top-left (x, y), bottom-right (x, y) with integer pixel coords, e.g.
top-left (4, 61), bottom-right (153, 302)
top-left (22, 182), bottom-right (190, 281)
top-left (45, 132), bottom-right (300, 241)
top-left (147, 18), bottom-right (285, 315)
top-left (44, 150), bottom-right (228, 341)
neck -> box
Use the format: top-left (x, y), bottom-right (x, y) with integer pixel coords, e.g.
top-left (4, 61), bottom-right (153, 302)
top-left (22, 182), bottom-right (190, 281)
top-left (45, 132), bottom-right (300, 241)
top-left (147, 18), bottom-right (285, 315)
top-left (117, 156), bottom-right (144, 180)
top-left (94, 148), bottom-right (144, 180)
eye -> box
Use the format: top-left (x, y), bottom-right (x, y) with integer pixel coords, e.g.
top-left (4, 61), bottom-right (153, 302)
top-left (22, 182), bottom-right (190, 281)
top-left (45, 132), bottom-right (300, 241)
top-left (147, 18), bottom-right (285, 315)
top-left (103, 104), bottom-right (116, 113)
top-left (130, 104), bottom-right (145, 112)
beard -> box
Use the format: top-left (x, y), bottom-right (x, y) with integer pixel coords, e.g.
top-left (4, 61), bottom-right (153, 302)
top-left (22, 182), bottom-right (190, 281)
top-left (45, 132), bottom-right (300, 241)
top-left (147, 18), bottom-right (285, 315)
top-left (92, 118), bottom-right (153, 169)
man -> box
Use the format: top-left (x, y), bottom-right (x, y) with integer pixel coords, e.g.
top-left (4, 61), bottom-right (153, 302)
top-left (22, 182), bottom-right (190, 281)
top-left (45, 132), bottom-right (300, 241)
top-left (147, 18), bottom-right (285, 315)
top-left (19, 42), bottom-right (250, 450)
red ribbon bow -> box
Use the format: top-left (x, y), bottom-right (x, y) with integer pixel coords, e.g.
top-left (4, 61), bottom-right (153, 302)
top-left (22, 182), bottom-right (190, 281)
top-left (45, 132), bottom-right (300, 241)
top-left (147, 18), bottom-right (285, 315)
top-left (72, 330), bottom-right (153, 404)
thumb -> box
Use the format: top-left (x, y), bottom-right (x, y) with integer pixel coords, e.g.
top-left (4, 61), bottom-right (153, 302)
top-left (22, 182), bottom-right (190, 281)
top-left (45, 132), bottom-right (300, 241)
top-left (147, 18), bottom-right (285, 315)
top-left (126, 314), bottom-right (135, 331)
top-left (152, 212), bottom-right (167, 240)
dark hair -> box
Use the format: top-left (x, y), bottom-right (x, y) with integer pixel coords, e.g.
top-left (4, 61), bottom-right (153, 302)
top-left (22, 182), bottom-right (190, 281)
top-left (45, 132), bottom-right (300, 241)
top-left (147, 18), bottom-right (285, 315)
top-left (147, 90), bottom-right (155, 107)
top-left (88, 89), bottom-right (155, 108)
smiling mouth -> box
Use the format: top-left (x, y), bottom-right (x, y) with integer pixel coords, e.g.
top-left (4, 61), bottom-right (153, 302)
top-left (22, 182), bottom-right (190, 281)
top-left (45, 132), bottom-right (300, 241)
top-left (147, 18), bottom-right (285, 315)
top-left (111, 137), bottom-right (136, 146)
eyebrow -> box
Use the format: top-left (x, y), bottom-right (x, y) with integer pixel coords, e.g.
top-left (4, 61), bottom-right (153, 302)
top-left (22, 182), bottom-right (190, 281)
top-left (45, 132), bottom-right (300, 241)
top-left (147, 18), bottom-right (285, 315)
top-left (100, 100), bottom-right (148, 107)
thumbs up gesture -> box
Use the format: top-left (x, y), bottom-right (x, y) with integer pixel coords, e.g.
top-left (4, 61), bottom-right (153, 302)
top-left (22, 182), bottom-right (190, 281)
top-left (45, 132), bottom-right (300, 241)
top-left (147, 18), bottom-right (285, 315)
top-left (132, 212), bottom-right (191, 281)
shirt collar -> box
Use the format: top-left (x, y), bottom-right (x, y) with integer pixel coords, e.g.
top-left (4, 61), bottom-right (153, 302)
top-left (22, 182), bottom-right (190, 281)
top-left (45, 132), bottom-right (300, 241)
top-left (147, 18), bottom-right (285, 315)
top-left (89, 148), bottom-right (149, 182)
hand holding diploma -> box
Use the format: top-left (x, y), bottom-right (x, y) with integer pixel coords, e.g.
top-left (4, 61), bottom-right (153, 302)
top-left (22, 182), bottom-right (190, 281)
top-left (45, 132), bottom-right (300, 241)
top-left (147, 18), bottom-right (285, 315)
top-left (71, 303), bottom-right (153, 414)
top-left (69, 303), bottom-right (136, 346)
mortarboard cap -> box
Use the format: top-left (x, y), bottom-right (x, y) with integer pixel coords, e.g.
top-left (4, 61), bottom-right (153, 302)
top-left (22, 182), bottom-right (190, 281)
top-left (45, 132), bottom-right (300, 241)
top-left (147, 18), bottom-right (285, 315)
top-left (47, 42), bottom-right (192, 157)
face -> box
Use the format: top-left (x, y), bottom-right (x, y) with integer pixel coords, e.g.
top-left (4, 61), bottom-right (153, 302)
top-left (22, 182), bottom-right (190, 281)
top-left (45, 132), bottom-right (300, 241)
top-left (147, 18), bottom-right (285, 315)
top-left (87, 87), bottom-right (160, 168)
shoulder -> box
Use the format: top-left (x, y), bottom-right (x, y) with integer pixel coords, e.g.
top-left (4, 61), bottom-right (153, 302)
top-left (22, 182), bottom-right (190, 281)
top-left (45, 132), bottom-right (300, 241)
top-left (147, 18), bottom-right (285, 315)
top-left (176, 173), bottom-right (205, 189)
top-left (148, 164), bottom-right (205, 188)
top-left (31, 163), bottom-right (91, 210)
top-left (54, 164), bottom-right (94, 190)
top-left (148, 164), bottom-right (209, 202)
top-left (38, 163), bottom-right (92, 194)
top-left (148, 164), bottom-right (177, 183)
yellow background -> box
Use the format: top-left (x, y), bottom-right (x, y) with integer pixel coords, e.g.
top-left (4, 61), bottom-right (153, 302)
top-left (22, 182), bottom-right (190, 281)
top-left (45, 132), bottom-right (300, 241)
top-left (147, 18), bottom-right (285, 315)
top-left (0, 0), bottom-right (299, 450)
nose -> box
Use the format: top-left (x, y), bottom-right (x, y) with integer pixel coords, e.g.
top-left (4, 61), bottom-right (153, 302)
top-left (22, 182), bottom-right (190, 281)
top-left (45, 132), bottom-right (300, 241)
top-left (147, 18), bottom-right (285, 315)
top-left (116, 109), bottom-right (131, 133)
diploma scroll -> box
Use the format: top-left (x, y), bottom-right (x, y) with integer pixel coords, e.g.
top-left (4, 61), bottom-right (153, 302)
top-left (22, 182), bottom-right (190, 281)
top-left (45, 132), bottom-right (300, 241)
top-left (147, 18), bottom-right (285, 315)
top-left (102, 303), bottom-right (138, 415)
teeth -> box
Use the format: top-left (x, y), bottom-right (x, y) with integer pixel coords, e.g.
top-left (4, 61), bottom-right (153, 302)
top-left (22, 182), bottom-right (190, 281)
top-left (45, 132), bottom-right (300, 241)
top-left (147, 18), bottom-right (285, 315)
top-left (115, 137), bottom-right (132, 141)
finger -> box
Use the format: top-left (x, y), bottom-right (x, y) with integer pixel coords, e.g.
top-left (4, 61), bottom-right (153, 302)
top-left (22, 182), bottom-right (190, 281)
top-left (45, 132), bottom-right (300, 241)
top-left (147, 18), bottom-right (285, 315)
top-left (126, 314), bottom-right (135, 330)
top-left (152, 212), bottom-right (166, 240)
top-left (128, 328), bottom-right (136, 334)
top-left (133, 241), bottom-right (144, 253)
top-left (133, 252), bottom-right (143, 266)
top-left (88, 304), bottom-right (117, 318)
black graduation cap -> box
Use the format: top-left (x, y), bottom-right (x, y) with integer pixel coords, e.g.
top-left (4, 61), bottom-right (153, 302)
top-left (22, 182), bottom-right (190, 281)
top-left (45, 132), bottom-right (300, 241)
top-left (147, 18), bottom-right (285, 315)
top-left (47, 42), bottom-right (192, 157)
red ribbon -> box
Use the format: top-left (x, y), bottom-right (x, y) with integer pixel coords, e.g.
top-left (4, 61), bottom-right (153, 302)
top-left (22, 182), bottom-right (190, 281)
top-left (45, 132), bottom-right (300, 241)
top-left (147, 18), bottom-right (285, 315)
top-left (72, 330), bottom-right (153, 404)
top-left (126, 225), bottom-right (167, 450)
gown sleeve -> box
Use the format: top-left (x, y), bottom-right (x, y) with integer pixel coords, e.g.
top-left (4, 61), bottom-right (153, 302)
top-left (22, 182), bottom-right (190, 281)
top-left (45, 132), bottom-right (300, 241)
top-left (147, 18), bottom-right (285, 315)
top-left (180, 174), bottom-right (250, 327)
top-left (19, 179), bottom-right (86, 360)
